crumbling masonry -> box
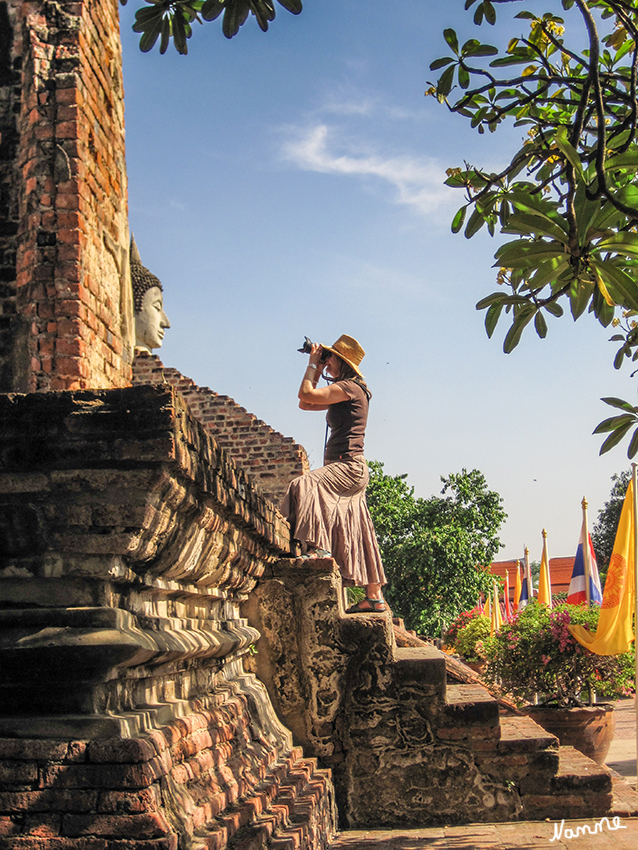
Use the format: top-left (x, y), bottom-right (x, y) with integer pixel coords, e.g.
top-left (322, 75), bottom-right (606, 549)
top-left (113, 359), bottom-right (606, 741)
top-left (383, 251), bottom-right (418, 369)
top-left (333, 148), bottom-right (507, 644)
top-left (0, 2), bottom-right (620, 848)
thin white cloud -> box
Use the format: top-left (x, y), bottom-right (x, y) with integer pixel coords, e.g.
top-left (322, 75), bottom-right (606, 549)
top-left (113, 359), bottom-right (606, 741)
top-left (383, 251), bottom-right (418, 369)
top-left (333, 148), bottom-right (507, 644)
top-left (281, 124), bottom-right (455, 218)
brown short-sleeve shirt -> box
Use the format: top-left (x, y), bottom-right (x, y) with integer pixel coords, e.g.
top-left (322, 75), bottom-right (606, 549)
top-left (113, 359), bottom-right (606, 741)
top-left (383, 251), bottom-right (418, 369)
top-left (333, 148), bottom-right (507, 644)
top-left (324, 379), bottom-right (369, 462)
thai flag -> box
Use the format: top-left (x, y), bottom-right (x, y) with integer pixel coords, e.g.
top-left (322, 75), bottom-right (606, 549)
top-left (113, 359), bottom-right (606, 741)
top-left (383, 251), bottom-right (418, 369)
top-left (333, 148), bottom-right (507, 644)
top-left (519, 550), bottom-right (533, 609)
top-left (567, 520), bottom-right (603, 605)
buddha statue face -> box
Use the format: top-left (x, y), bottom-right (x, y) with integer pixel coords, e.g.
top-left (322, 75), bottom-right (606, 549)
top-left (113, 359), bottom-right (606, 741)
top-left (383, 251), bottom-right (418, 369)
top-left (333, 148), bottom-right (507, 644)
top-left (135, 286), bottom-right (170, 352)
top-left (130, 236), bottom-right (171, 353)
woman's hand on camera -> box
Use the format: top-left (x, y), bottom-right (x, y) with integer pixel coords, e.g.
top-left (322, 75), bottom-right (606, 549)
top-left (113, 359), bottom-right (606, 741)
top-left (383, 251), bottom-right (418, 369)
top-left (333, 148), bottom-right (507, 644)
top-left (308, 343), bottom-right (322, 369)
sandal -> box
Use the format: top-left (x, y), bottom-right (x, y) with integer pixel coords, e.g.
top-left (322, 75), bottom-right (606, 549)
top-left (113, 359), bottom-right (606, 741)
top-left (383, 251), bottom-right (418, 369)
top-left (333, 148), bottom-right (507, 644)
top-left (346, 597), bottom-right (387, 614)
top-left (301, 546), bottom-right (332, 559)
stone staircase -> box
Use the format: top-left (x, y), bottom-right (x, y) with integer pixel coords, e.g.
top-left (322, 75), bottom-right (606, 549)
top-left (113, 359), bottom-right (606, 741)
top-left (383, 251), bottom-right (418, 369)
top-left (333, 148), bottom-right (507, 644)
top-left (0, 677), bottom-right (336, 850)
top-left (245, 556), bottom-right (617, 829)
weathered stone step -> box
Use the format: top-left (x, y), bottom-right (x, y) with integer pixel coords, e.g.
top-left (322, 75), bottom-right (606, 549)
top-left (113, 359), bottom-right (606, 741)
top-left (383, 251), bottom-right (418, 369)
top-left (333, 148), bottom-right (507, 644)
top-left (442, 683), bottom-right (500, 725)
top-left (472, 713), bottom-right (560, 793)
top-left (522, 745), bottom-right (612, 820)
top-left (393, 645), bottom-right (446, 701)
top-left (203, 757), bottom-right (335, 850)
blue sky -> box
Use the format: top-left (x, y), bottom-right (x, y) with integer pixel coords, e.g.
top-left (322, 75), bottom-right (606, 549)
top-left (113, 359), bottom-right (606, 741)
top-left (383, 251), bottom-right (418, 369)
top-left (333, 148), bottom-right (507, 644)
top-left (118, 0), bottom-right (633, 562)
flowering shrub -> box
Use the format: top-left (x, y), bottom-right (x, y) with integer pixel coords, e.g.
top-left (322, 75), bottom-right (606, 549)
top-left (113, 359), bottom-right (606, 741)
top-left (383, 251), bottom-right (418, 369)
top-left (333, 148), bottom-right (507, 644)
top-left (484, 602), bottom-right (635, 708)
top-left (444, 609), bottom-right (490, 662)
top-left (443, 607), bottom-right (482, 648)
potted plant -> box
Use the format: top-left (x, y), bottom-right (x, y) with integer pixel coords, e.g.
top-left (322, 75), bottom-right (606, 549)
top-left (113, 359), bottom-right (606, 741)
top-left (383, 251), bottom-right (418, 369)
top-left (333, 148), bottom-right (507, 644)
top-left (484, 602), bottom-right (635, 764)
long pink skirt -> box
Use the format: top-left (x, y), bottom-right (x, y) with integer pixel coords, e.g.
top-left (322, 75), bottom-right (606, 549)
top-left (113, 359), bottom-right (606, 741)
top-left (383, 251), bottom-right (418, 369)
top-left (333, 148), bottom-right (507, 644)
top-left (282, 456), bottom-right (386, 587)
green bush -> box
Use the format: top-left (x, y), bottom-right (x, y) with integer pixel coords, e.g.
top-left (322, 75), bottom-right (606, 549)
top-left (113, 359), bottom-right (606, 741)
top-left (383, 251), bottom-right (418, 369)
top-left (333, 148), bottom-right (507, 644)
top-left (451, 613), bottom-right (491, 662)
top-left (484, 602), bottom-right (635, 708)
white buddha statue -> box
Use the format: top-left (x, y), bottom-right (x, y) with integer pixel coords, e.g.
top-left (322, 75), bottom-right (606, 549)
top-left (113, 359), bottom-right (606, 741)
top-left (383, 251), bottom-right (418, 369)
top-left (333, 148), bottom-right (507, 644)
top-left (130, 236), bottom-right (171, 352)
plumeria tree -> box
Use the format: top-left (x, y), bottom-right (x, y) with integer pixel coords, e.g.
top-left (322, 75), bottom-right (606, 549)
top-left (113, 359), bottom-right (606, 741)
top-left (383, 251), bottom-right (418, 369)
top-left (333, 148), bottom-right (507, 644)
top-left (122, 0), bottom-right (302, 54)
top-left (428, 1), bottom-right (638, 457)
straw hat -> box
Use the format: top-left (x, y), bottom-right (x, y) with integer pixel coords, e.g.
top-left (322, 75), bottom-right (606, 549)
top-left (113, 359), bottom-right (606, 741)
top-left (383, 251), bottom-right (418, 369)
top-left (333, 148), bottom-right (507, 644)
top-left (321, 334), bottom-right (365, 377)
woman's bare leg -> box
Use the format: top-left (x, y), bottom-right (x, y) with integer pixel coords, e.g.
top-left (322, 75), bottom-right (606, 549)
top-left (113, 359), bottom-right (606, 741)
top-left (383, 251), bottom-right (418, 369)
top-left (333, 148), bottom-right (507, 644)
top-left (366, 582), bottom-right (382, 600)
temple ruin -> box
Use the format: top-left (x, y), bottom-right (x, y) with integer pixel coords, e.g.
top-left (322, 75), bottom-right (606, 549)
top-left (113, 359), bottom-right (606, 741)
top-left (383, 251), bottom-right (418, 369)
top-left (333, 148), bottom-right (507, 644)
top-left (0, 2), bottom-right (625, 848)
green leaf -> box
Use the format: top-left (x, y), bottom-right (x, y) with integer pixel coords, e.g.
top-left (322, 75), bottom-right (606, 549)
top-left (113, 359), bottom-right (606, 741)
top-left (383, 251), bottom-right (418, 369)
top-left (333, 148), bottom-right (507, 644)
top-left (201, 0), bottom-right (224, 20)
top-left (476, 293), bottom-right (505, 310)
top-left (437, 65), bottom-right (455, 98)
top-left (553, 127), bottom-right (584, 179)
top-left (593, 414), bottom-right (635, 434)
top-left (503, 307), bottom-right (534, 353)
top-left (569, 278), bottom-right (593, 320)
top-left (483, 0), bottom-right (496, 25)
top-left (485, 302), bottom-right (503, 338)
top-left (595, 232), bottom-right (638, 259)
top-left (598, 420), bottom-right (634, 455)
top-left (277, 0), bottom-right (302, 13)
top-left (601, 397), bottom-right (637, 412)
top-left (528, 258), bottom-right (569, 290)
top-left (495, 239), bottom-right (567, 270)
top-left (464, 207), bottom-right (485, 239)
top-left (160, 16), bottom-right (171, 53)
top-left (534, 311), bottom-right (547, 339)
top-left (605, 151), bottom-right (638, 172)
top-left (458, 64), bottom-right (470, 89)
top-left (173, 8), bottom-right (188, 53)
top-left (452, 206), bottom-right (467, 234)
top-left (503, 212), bottom-right (569, 243)
top-left (430, 56), bottom-right (455, 70)
top-left (469, 44), bottom-right (498, 57)
top-left (138, 16), bottom-right (163, 52)
top-left (544, 301), bottom-right (564, 318)
top-left (614, 346), bottom-right (629, 370)
top-left (444, 28), bottom-right (459, 53)
top-left (589, 259), bottom-right (638, 311)
top-left (627, 427), bottom-right (638, 459)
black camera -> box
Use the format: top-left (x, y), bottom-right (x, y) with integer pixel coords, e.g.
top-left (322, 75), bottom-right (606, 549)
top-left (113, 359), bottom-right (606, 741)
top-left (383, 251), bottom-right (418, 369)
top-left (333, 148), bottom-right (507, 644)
top-left (298, 337), bottom-right (330, 362)
top-left (298, 336), bottom-right (314, 354)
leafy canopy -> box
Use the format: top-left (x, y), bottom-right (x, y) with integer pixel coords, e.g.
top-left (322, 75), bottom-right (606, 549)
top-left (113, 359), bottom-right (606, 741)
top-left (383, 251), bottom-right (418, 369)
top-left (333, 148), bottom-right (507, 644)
top-left (121, 0), bottom-right (302, 55)
top-left (366, 462), bottom-right (506, 636)
top-left (429, 1), bottom-right (638, 457)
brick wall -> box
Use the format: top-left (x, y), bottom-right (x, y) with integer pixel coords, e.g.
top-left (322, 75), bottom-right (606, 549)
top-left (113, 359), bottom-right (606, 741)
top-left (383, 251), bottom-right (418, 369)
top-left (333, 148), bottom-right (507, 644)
top-left (133, 352), bottom-right (309, 505)
top-left (0, 386), bottom-right (337, 848)
top-left (0, 0), bottom-right (133, 394)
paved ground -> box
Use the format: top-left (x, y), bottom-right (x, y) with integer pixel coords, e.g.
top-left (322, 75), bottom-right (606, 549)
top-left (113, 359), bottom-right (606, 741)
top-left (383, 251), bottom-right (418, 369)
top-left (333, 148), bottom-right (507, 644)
top-left (329, 699), bottom-right (638, 850)
top-left (606, 698), bottom-right (637, 786)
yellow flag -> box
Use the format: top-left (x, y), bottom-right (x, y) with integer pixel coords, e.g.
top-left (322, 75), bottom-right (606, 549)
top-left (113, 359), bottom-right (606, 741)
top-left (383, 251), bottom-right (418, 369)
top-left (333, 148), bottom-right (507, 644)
top-left (537, 529), bottom-right (552, 608)
top-left (490, 581), bottom-right (502, 635)
top-left (513, 559), bottom-right (522, 614)
top-left (569, 479), bottom-right (636, 655)
top-left (484, 593), bottom-right (491, 621)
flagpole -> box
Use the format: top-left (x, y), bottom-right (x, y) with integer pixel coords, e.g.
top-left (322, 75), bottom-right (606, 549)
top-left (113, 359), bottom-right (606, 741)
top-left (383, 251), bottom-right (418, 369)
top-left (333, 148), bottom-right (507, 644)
top-left (632, 463), bottom-right (638, 789)
top-left (582, 497), bottom-right (591, 606)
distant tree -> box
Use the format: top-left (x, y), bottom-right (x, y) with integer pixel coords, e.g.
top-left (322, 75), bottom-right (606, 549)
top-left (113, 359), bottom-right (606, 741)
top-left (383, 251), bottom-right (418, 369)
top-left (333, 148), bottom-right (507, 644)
top-left (591, 469), bottom-right (631, 583)
top-left (366, 462), bottom-right (506, 637)
top-left (122, 0), bottom-right (302, 55)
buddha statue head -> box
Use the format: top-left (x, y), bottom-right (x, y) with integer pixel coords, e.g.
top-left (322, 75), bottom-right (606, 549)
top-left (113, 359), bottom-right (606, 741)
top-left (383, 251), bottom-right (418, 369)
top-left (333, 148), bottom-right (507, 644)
top-left (130, 236), bottom-right (171, 352)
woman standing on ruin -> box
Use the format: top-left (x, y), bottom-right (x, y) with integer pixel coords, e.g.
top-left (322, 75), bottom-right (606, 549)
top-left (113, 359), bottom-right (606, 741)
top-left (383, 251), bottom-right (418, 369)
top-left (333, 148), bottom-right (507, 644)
top-left (282, 335), bottom-right (387, 613)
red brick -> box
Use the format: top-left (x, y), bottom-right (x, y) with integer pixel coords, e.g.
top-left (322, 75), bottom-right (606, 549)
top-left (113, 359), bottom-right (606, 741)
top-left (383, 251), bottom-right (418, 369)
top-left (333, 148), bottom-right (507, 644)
top-left (0, 762), bottom-right (38, 785)
top-left (0, 741), bottom-right (67, 762)
top-left (63, 811), bottom-right (172, 839)
top-left (87, 738), bottom-right (156, 765)
top-left (24, 813), bottom-right (61, 837)
top-left (96, 788), bottom-right (160, 815)
top-left (0, 816), bottom-right (21, 837)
